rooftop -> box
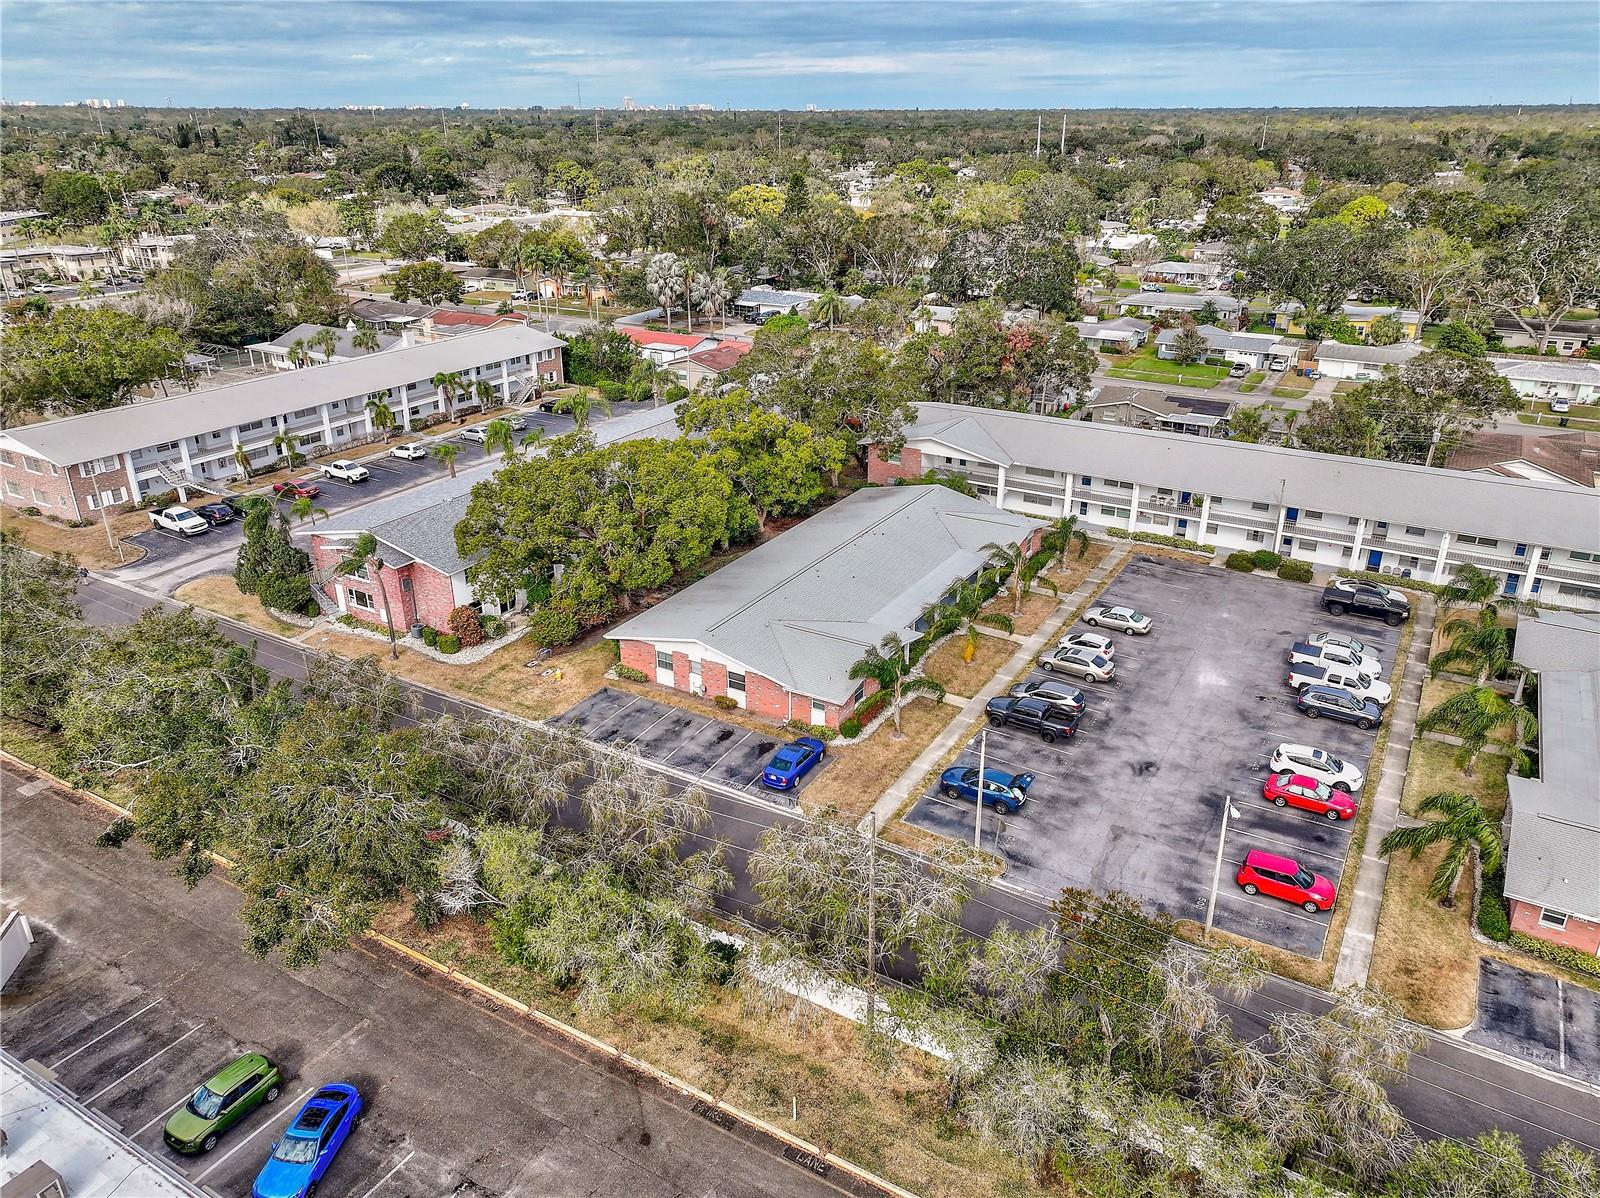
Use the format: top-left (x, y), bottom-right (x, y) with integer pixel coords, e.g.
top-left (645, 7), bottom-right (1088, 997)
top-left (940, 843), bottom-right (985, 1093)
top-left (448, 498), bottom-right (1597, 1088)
top-left (1494, 358), bottom-right (1600, 385)
top-left (618, 326), bottom-right (713, 351)
top-left (1155, 324), bottom-right (1289, 354)
top-left (1445, 430), bottom-right (1600, 488)
top-left (1116, 291), bottom-right (1243, 314)
top-left (685, 341), bottom-right (753, 372)
top-left (249, 322), bottom-right (400, 358)
top-left (1314, 340), bottom-right (1424, 366)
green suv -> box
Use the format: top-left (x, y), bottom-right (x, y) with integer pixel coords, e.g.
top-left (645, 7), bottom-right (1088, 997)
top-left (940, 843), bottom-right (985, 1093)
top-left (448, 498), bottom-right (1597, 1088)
top-left (163, 1053), bottom-right (283, 1153)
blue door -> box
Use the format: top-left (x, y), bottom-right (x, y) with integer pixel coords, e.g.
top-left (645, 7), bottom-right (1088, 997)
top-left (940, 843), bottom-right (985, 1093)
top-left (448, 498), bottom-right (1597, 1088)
top-left (1179, 491), bottom-right (1192, 505)
top-left (1366, 550), bottom-right (1384, 571)
top-left (1176, 519), bottom-right (1188, 536)
top-left (1503, 573), bottom-right (1520, 595)
top-left (1285, 507), bottom-right (1299, 523)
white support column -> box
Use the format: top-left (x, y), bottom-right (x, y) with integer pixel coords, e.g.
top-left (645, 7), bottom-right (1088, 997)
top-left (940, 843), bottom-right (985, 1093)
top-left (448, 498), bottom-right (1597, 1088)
top-left (1349, 517), bottom-right (1366, 565)
top-left (395, 385), bottom-right (410, 432)
top-left (1431, 532), bottom-right (1454, 583)
top-left (176, 439), bottom-right (194, 502)
top-left (320, 405), bottom-right (335, 450)
top-left (1519, 546), bottom-right (1543, 597)
top-left (1199, 493), bottom-right (1212, 534)
top-left (1273, 503), bottom-right (1288, 552)
top-left (122, 454), bottom-right (141, 503)
top-left (995, 464), bottom-right (1007, 510)
top-left (501, 360), bottom-right (511, 403)
top-left (1060, 471), bottom-right (1075, 516)
top-left (1125, 484), bottom-right (1140, 532)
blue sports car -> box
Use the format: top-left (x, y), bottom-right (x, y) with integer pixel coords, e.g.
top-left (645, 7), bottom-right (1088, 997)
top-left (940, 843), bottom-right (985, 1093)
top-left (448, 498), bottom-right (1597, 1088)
top-left (937, 766), bottom-right (1035, 815)
top-left (251, 1084), bottom-right (362, 1198)
top-left (761, 737), bottom-right (827, 790)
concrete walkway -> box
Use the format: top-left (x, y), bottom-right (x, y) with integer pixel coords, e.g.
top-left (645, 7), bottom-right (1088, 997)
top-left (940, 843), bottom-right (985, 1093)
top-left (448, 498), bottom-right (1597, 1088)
top-left (859, 544), bottom-right (1131, 833)
top-left (1332, 594), bottom-right (1439, 989)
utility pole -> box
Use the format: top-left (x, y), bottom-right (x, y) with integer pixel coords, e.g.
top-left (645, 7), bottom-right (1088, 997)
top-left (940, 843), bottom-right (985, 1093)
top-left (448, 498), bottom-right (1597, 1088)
top-left (1203, 795), bottom-right (1241, 942)
top-left (973, 729), bottom-right (988, 850)
top-left (1424, 410), bottom-right (1448, 468)
top-left (865, 810), bottom-right (878, 1030)
top-left (1035, 114), bottom-right (1042, 159)
top-left (1060, 112), bottom-right (1067, 155)
top-left (1258, 114), bottom-right (1268, 152)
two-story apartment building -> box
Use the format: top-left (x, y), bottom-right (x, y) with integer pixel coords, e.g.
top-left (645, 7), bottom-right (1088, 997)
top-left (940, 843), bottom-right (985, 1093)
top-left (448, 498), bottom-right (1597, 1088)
top-left (0, 326), bottom-right (564, 520)
top-left (866, 403), bottom-right (1600, 611)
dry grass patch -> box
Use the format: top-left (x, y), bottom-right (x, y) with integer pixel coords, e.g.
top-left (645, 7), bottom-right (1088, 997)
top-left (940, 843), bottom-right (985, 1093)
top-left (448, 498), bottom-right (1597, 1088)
top-left (174, 574), bottom-right (304, 637)
top-left (983, 589), bottom-right (1059, 638)
top-left (1401, 740), bottom-right (1510, 819)
top-left (1369, 843), bottom-right (1481, 1029)
top-left (806, 698), bottom-right (957, 824)
top-left (922, 635), bottom-right (1014, 699)
top-left (1046, 541), bottom-right (1109, 591)
top-left (390, 912), bottom-right (1050, 1198)
top-left (0, 507), bottom-right (147, 570)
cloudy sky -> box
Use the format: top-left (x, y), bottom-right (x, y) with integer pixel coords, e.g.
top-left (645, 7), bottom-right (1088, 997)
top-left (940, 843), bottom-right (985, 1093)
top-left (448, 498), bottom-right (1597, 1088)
top-left (3, 1), bottom-right (1596, 110)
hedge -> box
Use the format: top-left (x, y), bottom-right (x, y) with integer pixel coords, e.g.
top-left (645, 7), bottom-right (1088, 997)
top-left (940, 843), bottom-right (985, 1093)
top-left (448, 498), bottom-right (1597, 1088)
top-left (421, 626), bottom-right (440, 648)
top-left (784, 720), bottom-right (838, 742)
top-left (1476, 869), bottom-right (1511, 942)
top-left (436, 633), bottom-right (461, 655)
top-left (1335, 568), bottom-right (1452, 597)
top-left (1224, 551), bottom-right (1257, 572)
top-left (1510, 931), bottom-right (1600, 978)
top-left (839, 715), bottom-right (863, 739)
top-left (1105, 528), bottom-right (1216, 554)
top-left (1251, 549), bottom-right (1283, 570)
top-left (1277, 559), bottom-right (1314, 583)
top-left (615, 664), bottom-right (648, 683)
top-left (526, 601), bottom-right (581, 647)
top-left (713, 694), bottom-right (738, 710)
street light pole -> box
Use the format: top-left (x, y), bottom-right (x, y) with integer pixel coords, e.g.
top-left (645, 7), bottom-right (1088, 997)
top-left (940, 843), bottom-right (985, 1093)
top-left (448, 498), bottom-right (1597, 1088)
top-left (973, 728), bottom-right (988, 851)
top-left (1203, 794), bottom-right (1242, 943)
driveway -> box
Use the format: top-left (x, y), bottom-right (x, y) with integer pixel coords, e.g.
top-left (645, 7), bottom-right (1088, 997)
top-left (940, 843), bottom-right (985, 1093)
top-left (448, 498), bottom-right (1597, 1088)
top-left (1469, 959), bottom-right (1600, 1086)
top-left (905, 555), bottom-right (1393, 956)
top-left (557, 688), bottom-right (825, 804)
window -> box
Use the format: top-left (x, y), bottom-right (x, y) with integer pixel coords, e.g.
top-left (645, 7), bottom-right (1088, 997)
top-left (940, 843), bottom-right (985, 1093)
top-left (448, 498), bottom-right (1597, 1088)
top-left (1571, 551), bottom-right (1599, 564)
top-left (728, 671), bottom-right (746, 693)
top-left (1080, 475), bottom-right (1093, 486)
top-left (1559, 582), bottom-right (1600, 601)
top-left (23, 457), bottom-right (42, 474)
top-left (1078, 502), bottom-right (1089, 516)
top-left (883, 448), bottom-right (901, 464)
top-left (689, 660), bottom-right (701, 680)
top-left (656, 650), bottom-right (673, 671)
top-left (1405, 526), bottom-right (1426, 537)
top-left (346, 588), bottom-right (375, 611)
top-left (4, 481), bottom-right (21, 499)
top-left (852, 682), bottom-right (866, 705)
top-left (1098, 505), bottom-right (1130, 519)
top-left (1246, 530), bottom-right (1265, 543)
top-left (1205, 523), bottom-right (1219, 535)
top-left (1303, 510), bottom-right (1323, 520)
top-left (1538, 909), bottom-right (1570, 931)
top-left (1300, 540), bottom-right (1319, 552)
top-left (1348, 516), bottom-right (1361, 526)
top-left (1251, 501), bottom-right (1270, 512)
top-left (1456, 534), bottom-right (1499, 548)
top-left (31, 488), bottom-right (50, 504)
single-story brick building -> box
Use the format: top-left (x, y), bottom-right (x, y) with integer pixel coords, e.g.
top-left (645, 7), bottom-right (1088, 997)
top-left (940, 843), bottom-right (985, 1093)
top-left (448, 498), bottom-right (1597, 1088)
top-left (608, 485), bottom-right (1045, 728)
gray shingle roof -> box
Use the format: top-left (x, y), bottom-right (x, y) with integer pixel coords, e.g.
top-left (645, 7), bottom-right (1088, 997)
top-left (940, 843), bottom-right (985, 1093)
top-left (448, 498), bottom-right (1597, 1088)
top-left (1116, 292), bottom-right (1243, 315)
top-left (899, 402), bottom-right (1600, 552)
top-left (1154, 325), bottom-right (1289, 355)
top-left (251, 323), bottom-right (400, 358)
top-left (736, 287), bottom-right (821, 310)
top-left (609, 486), bottom-right (1044, 703)
top-left (1512, 611), bottom-right (1600, 675)
top-left (1314, 340), bottom-right (1423, 366)
top-left (1495, 359), bottom-right (1600, 385)
top-left (0, 326), bottom-right (563, 466)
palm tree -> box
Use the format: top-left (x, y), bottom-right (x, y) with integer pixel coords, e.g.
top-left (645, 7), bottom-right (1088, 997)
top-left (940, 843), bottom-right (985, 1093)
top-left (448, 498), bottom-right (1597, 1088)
top-left (1430, 608), bottom-right (1515, 687)
top-left (847, 633), bottom-right (946, 739)
top-left (289, 496), bottom-right (329, 526)
top-left (431, 370), bottom-right (464, 423)
top-left (1440, 562), bottom-right (1537, 619)
top-left (473, 379), bottom-right (498, 412)
top-left (1227, 404), bottom-right (1273, 444)
top-left (936, 578), bottom-right (1015, 663)
top-left (1379, 791), bottom-right (1504, 907)
top-left (311, 328), bottom-right (340, 364)
top-left (482, 418), bottom-right (518, 459)
top-left (351, 325), bottom-right (382, 354)
top-left (811, 289), bottom-right (848, 331)
top-left (1040, 514), bottom-right (1090, 565)
top-left (557, 392), bottom-right (611, 431)
top-left (432, 442), bottom-right (461, 478)
top-left (365, 394), bottom-right (397, 442)
top-left (287, 339), bottom-right (311, 369)
top-left (982, 540), bottom-right (1059, 616)
top-left (232, 445), bottom-right (253, 480)
top-left (337, 531), bottom-right (399, 660)
top-left (271, 429), bottom-right (302, 467)
top-left (1417, 687), bottom-right (1537, 778)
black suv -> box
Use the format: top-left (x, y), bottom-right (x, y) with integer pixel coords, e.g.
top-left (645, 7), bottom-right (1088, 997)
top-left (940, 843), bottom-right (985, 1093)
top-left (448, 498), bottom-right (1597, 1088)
top-left (984, 696), bottom-right (1081, 743)
top-left (1321, 580), bottom-right (1410, 626)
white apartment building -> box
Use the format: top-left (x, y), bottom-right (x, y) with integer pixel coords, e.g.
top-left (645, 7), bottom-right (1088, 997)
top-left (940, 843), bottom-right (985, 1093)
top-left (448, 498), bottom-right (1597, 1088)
top-left (867, 403), bottom-right (1600, 610)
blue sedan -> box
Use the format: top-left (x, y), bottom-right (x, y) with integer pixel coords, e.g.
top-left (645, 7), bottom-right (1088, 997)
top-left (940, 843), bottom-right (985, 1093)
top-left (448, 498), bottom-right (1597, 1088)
top-left (761, 737), bottom-right (827, 790)
top-left (251, 1084), bottom-right (362, 1198)
top-left (937, 766), bottom-right (1035, 815)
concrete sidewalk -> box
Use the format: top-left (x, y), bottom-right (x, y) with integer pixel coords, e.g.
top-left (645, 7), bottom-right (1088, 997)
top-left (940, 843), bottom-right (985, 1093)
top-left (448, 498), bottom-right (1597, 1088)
top-left (1332, 593), bottom-right (1438, 989)
top-left (859, 543), bottom-right (1131, 833)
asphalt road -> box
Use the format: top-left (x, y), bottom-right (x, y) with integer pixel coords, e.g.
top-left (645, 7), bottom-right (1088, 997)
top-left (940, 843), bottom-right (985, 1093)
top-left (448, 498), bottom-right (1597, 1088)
top-left (0, 762), bottom-right (876, 1198)
top-left (62, 571), bottom-right (1600, 1162)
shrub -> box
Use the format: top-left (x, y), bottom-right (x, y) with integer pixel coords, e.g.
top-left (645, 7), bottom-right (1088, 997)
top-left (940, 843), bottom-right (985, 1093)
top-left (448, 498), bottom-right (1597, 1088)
top-left (481, 614), bottom-right (506, 640)
top-left (1277, 559), bottom-right (1314, 583)
top-left (1105, 528), bottom-right (1216, 554)
top-left (436, 633), bottom-right (461, 654)
top-left (448, 604), bottom-right (486, 648)
top-left (67, 518), bottom-right (92, 529)
top-left (615, 664), bottom-right (648, 683)
top-left (1251, 549), bottom-right (1283, 570)
top-left (525, 601), bottom-right (581, 647)
top-left (855, 689), bottom-right (892, 724)
top-left (1335, 568), bottom-right (1452, 597)
top-left (785, 720), bottom-right (838, 742)
top-left (1224, 551), bottom-right (1257, 572)
top-left (336, 613), bottom-right (360, 628)
top-left (258, 572), bottom-right (314, 614)
top-left (19, 506), bottom-right (40, 517)
top-left (597, 379), bottom-right (624, 403)
top-left (1476, 869), bottom-right (1511, 942)
top-left (421, 626), bottom-right (439, 648)
top-left (1510, 932), bottom-right (1600, 978)
top-left (839, 716), bottom-right (862, 739)
top-left (712, 694), bottom-right (738, 710)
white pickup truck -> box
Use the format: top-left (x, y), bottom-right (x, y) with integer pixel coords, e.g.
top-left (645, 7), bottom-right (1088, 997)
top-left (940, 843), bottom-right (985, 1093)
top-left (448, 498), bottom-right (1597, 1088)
top-left (321, 459), bottom-right (370, 482)
top-left (149, 506), bottom-right (210, 536)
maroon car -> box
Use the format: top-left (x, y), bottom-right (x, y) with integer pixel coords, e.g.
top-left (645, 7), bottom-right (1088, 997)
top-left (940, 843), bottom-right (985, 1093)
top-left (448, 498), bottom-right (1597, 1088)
top-left (272, 479), bottom-right (322, 499)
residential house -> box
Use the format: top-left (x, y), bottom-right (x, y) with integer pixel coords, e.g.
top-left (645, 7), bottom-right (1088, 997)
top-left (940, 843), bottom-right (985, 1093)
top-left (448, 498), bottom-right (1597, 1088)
top-left (1312, 340), bottom-right (1424, 381)
top-left (1069, 316), bottom-right (1151, 353)
top-left (1255, 187), bottom-right (1310, 214)
top-left (1141, 260), bottom-right (1226, 288)
top-left (609, 485), bottom-right (1046, 728)
top-left (682, 340), bottom-right (753, 389)
top-left (0, 209), bottom-right (47, 243)
top-left (120, 233), bottom-right (193, 272)
top-left (1492, 316), bottom-right (1600, 356)
top-left (733, 287), bottom-right (820, 320)
top-left (1189, 240), bottom-right (1231, 264)
top-left (0, 326), bottom-right (565, 518)
top-left (617, 326), bottom-right (715, 367)
top-left (455, 266), bottom-right (519, 293)
top-left (1494, 358), bottom-right (1600, 406)
top-left (1114, 292), bottom-right (1245, 327)
top-left (913, 304), bottom-right (959, 335)
top-left (245, 323), bottom-right (402, 370)
top-left (865, 402), bottom-right (1600, 610)
top-left (1083, 387), bottom-right (1235, 437)
top-left (1268, 303), bottom-right (1422, 340)
top-left (1154, 325), bottom-right (1295, 372)
top-left (1446, 431), bottom-right (1600, 488)
top-left (1503, 612), bottom-right (1600, 955)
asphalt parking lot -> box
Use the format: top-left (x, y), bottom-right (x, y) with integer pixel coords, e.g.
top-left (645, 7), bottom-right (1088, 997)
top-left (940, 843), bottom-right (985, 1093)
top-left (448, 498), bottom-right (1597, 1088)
top-left (1469, 959), bottom-right (1600, 1085)
top-left (558, 687), bottom-right (824, 803)
top-left (905, 554), bottom-right (1395, 955)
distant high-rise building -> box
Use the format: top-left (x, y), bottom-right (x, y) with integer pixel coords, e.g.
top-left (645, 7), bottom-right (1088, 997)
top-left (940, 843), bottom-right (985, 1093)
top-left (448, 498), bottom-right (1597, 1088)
top-left (623, 95), bottom-right (635, 110)
top-left (805, 103), bottom-right (817, 112)
top-left (116, 98), bottom-right (125, 107)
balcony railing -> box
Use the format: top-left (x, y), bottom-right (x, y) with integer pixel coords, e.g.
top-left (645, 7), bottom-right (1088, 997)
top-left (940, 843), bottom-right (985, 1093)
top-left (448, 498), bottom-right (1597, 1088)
top-left (1538, 561), bottom-right (1600, 584)
top-left (1208, 508), bottom-right (1278, 532)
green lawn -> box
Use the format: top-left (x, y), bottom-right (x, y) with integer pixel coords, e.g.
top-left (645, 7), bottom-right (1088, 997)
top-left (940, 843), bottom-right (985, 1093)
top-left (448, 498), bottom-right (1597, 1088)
top-left (1272, 384), bottom-right (1314, 399)
top-left (1518, 412), bottom-right (1600, 431)
top-left (1105, 348), bottom-right (1230, 389)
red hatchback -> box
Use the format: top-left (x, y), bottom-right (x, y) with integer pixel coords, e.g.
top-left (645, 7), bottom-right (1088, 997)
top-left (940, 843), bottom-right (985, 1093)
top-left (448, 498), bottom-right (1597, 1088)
top-left (1236, 849), bottom-right (1336, 913)
top-left (1261, 772), bottom-right (1357, 821)
top-left (272, 479), bottom-right (322, 499)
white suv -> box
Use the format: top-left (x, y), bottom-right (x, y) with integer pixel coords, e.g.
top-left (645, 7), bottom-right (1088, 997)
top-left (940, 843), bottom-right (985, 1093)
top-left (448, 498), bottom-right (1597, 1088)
top-left (1269, 743), bottom-right (1365, 793)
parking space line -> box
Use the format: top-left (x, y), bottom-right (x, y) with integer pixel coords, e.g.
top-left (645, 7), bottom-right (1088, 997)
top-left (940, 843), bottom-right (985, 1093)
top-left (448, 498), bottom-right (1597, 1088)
top-left (1227, 829), bottom-right (1347, 867)
top-left (87, 1024), bottom-right (204, 1104)
top-left (619, 708), bottom-right (675, 748)
top-left (659, 718), bottom-right (715, 762)
top-left (51, 998), bottom-right (164, 1067)
top-left (134, 1092), bottom-right (192, 1139)
top-left (1220, 890), bottom-right (1332, 928)
top-left (194, 1084), bottom-right (316, 1183)
top-left (702, 729), bottom-right (755, 774)
top-left (572, 694), bottom-right (644, 737)
top-left (356, 1149), bottom-right (417, 1198)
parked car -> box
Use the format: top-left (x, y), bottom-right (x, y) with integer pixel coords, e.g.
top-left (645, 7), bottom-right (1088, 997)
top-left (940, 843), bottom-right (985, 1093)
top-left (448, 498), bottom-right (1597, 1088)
top-left (1229, 362), bottom-right (1249, 377)
top-left (1139, 282), bottom-right (1166, 292)
top-left (272, 479), bottom-right (322, 500)
top-left (937, 766), bottom-right (1034, 815)
top-left (1008, 677), bottom-right (1087, 716)
top-left (510, 289), bottom-right (533, 302)
top-left (1550, 398), bottom-right (1572, 414)
top-left (1268, 743), bottom-right (1365, 792)
top-left (1057, 630), bottom-right (1115, 658)
top-left (1286, 661), bottom-right (1392, 706)
top-left (984, 696), bottom-right (1080, 744)
top-left (163, 1053), bottom-right (283, 1154)
top-left (460, 426), bottom-right (490, 443)
top-left (1295, 684), bottom-right (1382, 730)
top-left (1236, 848), bottom-right (1337, 913)
top-left (193, 502), bottom-right (237, 527)
top-left (1322, 580), bottom-right (1410, 625)
top-left (760, 737), bottom-right (826, 790)
top-left (500, 414), bottom-right (528, 431)
top-left (1040, 645), bottom-right (1116, 682)
top-left (1262, 771), bottom-right (1357, 821)
top-left (389, 442), bottom-right (428, 460)
top-left (148, 505), bottom-right (210, 536)
top-left (1287, 639), bottom-right (1380, 674)
top-left (321, 459), bottom-right (370, 482)
top-left (1307, 631), bottom-right (1373, 659)
top-left (1083, 605), bottom-right (1153, 636)
top-left (250, 1084), bottom-right (361, 1198)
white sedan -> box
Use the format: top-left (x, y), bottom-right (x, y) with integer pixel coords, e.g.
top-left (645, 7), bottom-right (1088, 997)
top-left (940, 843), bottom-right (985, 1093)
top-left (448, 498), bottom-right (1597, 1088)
top-left (1268, 743), bottom-right (1365, 793)
top-left (389, 443), bottom-right (428, 461)
top-left (1084, 605), bottom-right (1154, 636)
top-left (1058, 630), bottom-right (1115, 658)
